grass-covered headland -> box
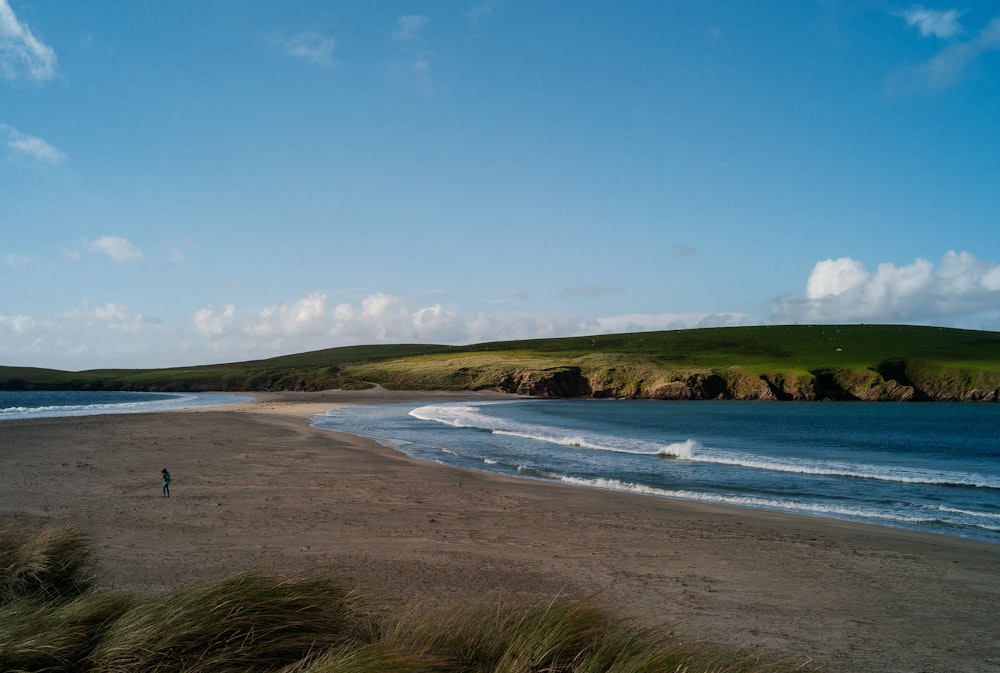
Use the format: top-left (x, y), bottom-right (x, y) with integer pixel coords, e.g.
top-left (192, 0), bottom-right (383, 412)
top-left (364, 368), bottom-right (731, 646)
top-left (3, 325), bottom-right (1000, 401)
top-left (1, 523), bottom-right (816, 673)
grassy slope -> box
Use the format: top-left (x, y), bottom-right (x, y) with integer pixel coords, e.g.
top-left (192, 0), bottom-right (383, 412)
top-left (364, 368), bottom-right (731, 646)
top-left (342, 325), bottom-right (1000, 400)
top-left (0, 344), bottom-right (453, 392)
top-left (2, 325), bottom-right (999, 400)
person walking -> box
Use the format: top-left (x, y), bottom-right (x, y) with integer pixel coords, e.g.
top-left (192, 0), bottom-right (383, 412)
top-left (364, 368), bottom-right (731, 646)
top-left (161, 468), bottom-right (171, 497)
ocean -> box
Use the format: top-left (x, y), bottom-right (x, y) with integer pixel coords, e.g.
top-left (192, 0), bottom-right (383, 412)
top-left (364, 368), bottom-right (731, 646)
top-left (312, 399), bottom-right (1000, 546)
top-left (0, 390), bottom-right (252, 420)
top-left (4, 391), bottom-right (997, 545)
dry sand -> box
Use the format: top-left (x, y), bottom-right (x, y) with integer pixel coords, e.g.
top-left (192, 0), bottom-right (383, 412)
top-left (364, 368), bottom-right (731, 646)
top-left (1, 389), bottom-right (998, 672)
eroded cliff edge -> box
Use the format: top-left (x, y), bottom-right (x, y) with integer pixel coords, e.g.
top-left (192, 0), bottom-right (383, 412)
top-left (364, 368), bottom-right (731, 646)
top-left (489, 361), bottom-right (1000, 401)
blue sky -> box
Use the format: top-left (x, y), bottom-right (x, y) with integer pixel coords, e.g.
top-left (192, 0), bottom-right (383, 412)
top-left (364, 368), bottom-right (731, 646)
top-left (2, 1), bottom-right (999, 370)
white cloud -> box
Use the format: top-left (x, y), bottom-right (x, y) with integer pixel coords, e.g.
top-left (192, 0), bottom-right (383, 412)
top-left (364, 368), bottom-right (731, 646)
top-left (0, 301), bottom-right (174, 369)
top-left (0, 313), bottom-right (47, 336)
top-left (282, 32), bottom-right (335, 67)
top-left (770, 251), bottom-right (1000, 323)
top-left (191, 291), bottom-right (463, 346)
top-left (395, 15), bottom-right (429, 41)
top-left (895, 6), bottom-right (965, 39)
top-left (804, 257), bottom-right (869, 299)
top-left (248, 291), bottom-right (329, 337)
top-left (92, 302), bottom-right (129, 321)
top-left (464, 311), bottom-right (584, 342)
top-left (391, 15), bottom-right (433, 92)
top-left (59, 301), bottom-right (161, 338)
top-left (0, 0), bottom-right (57, 81)
top-left (893, 15), bottom-right (1000, 90)
top-left (1, 123), bottom-right (65, 164)
top-left (87, 235), bottom-right (144, 263)
top-left (3, 285), bottom-right (759, 370)
top-left (331, 292), bottom-right (460, 342)
top-left (7, 130), bottom-right (63, 162)
top-left (466, 4), bottom-right (493, 23)
top-left (2, 252), bottom-right (31, 266)
top-left (193, 304), bottom-right (236, 337)
top-left (189, 290), bottom-right (755, 359)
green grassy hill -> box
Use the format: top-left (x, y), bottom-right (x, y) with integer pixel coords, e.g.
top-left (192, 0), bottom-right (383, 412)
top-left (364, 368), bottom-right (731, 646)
top-left (3, 325), bottom-right (1000, 401)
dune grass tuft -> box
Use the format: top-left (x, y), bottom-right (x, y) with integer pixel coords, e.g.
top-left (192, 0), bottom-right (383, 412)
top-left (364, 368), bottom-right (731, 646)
top-left (376, 600), bottom-right (814, 673)
top-left (89, 571), bottom-right (372, 673)
top-left (0, 592), bottom-right (132, 673)
top-left (0, 523), bottom-right (94, 604)
top-left (377, 601), bottom-right (607, 673)
top-left (277, 642), bottom-right (443, 673)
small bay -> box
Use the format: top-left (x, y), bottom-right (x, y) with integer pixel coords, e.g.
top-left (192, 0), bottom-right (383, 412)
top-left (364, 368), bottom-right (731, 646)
top-left (314, 399), bottom-right (1000, 545)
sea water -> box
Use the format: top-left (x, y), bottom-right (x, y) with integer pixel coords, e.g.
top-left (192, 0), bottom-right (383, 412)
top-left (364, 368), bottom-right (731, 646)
top-left (313, 399), bottom-right (1000, 545)
top-left (0, 390), bottom-right (252, 420)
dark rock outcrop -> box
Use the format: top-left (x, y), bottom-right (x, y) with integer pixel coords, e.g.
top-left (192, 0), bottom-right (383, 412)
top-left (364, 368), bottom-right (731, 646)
top-left (488, 362), bottom-right (1000, 402)
top-left (497, 367), bottom-right (592, 397)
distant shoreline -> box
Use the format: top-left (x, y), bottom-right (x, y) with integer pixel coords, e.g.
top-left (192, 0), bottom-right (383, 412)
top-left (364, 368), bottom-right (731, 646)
top-left (0, 390), bottom-right (254, 421)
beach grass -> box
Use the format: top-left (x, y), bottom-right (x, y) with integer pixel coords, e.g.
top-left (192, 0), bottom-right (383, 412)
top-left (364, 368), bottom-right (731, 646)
top-left (0, 524), bottom-right (819, 673)
top-left (89, 572), bottom-right (371, 673)
top-left (0, 592), bottom-right (132, 673)
top-left (377, 600), bottom-right (813, 673)
top-left (0, 523), bottom-right (94, 604)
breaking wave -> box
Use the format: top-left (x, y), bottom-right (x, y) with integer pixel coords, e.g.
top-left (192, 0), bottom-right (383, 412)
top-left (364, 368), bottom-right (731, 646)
top-left (552, 475), bottom-right (1000, 533)
top-left (408, 403), bottom-right (998, 489)
top-left (410, 403), bottom-right (695, 458)
top-left (312, 399), bottom-right (1000, 545)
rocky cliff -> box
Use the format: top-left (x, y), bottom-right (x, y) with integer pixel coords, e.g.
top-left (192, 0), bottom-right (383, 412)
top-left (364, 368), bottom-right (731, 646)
top-left (489, 362), bottom-right (1000, 402)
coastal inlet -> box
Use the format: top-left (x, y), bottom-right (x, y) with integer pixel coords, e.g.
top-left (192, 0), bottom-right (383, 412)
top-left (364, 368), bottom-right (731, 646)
top-left (313, 399), bottom-right (1000, 545)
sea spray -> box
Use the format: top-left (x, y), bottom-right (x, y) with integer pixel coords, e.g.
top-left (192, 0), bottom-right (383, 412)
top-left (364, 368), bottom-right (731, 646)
top-left (656, 439), bottom-right (699, 460)
top-left (408, 404), bottom-right (494, 428)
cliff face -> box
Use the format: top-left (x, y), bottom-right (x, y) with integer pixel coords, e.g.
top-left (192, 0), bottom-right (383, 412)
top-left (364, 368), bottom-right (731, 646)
top-left (487, 363), bottom-right (1000, 402)
top-left (496, 367), bottom-right (592, 397)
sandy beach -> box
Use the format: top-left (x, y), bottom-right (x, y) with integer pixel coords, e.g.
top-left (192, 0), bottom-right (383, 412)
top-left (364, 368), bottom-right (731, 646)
top-left (2, 389), bottom-right (998, 673)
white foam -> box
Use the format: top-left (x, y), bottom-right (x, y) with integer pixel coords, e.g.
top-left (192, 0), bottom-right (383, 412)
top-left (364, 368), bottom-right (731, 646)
top-left (0, 392), bottom-right (253, 420)
top-left (553, 475), bottom-right (999, 531)
top-left (411, 403), bottom-right (695, 459)
top-left (687, 449), bottom-right (1000, 490)
top-left (322, 401), bottom-right (1000, 542)
top-left (934, 505), bottom-right (1000, 521)
top-left (656, 439), bottom-right (698, 460)
top-left (409, 404), bottom-right (501, 428)
top-left (410, 402), bottom-right (999, 490)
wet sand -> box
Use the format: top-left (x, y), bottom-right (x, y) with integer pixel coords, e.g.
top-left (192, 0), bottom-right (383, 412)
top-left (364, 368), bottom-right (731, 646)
top-left (1, 389), bottom-right (998, 672)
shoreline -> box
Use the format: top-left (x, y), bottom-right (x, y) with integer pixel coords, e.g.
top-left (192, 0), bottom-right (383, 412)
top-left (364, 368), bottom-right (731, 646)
top-left (2, 390), bottom-right (999, 672)
top-left (302, 393), bottom-right (1000, 548)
